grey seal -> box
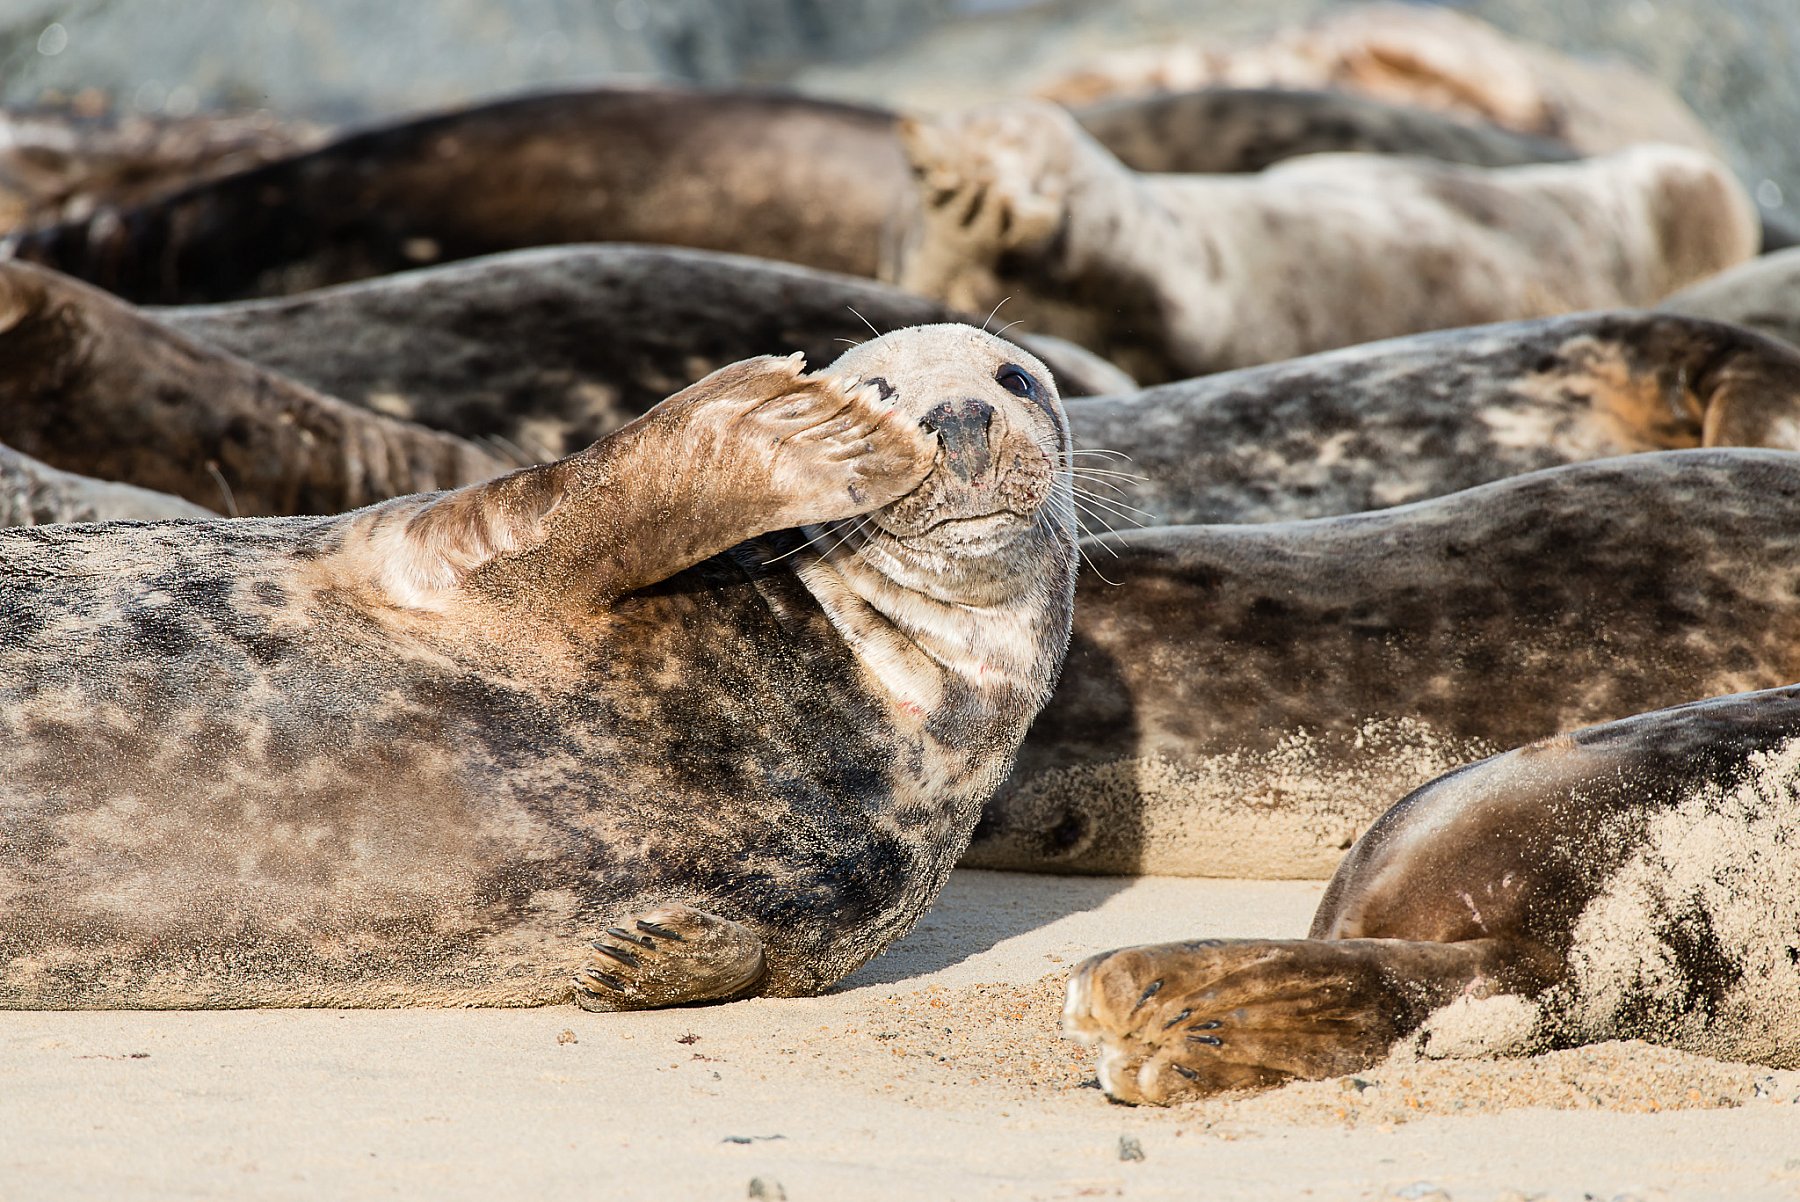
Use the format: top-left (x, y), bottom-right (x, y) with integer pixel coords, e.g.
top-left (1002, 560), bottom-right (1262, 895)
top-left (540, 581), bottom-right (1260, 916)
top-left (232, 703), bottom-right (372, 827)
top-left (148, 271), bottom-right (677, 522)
top-left (893, 100), bottom-right (1756, 384)
top-left (0, 324), bottom-right (1077, 1010)
top-left (978, 450), bottom-right (1800, 877)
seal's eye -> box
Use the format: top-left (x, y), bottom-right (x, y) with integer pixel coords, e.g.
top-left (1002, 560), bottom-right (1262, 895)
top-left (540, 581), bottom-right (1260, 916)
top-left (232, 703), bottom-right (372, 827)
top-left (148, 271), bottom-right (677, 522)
top-left (996, 364), bottom-right (1039, 399)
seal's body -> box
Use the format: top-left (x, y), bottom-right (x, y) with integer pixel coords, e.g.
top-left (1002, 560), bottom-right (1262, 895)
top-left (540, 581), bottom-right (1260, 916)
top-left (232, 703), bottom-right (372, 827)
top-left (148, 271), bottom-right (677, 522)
top-left (894, 101), bottom-right (1756, 383)
top-left (0, 325), bottom-right (1076, 1010)
top-left (1065, 686), bottom-right (1800, 1103)
top-left (1659, 247), bottom-right (1800, 357)
top-left (0, 441), bottom-right (213, 525)
top-left (976, 450), bottom-right (1800, 877)
top-left (155, 245), bottom-right (1133, 461)
top-left (1066, 312), bottom-right (1800, 526)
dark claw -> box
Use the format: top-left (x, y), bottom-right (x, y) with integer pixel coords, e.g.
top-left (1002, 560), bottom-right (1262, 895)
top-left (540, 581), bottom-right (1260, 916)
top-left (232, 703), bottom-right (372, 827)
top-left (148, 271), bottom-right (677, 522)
top-left (1191, 1020), bottom-right (1222, 1030)
top-left (583, 969), bottom-right (628, 992)
top-left (1160, 1008), bottom-right (1192, 1030)
top-left (607, 926), bottom-right (654, 948)
top-left (591, 944), bottom-right (640, 968)
top-left (1171, 1064), bottom-right (1201, 1081)
top-left (1187, 1034), bottom-right (1223, 1047)
top-left (636, 920), bottom-right (684, 942)
top-left (1132, 979), bottom-right (1163, 1012)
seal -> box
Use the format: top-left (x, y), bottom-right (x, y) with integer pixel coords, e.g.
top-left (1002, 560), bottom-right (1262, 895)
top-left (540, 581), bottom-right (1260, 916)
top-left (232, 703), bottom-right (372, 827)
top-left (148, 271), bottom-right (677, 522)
top-left (1063, 684), bottom-right (1800, 1103)
top-left (154, 244), bottom-right (1134, 461)
top-left (0, 259), bottom-right (506, 516)
top-left (0, 323), bottom-right (1078, 1010)
top-left (0, 102), bottom-right (324, 235)
top-left (1064, 312), bottom-right (1800, 526)
top-left (0, 441), bottom-right (215, 526)
top-left (1039, 2), bottom-right (1722, 160)
top-left (1658, 247), bottom-right (1800, 357)
top-left (1072, 86), bottom-right (1580, 176)
top-left (974, 449), bottom-right (1800, 877)
top-left (892, 100), bottom-right (1757, 383)
top-left (1, 85), bottom-right (910, 304)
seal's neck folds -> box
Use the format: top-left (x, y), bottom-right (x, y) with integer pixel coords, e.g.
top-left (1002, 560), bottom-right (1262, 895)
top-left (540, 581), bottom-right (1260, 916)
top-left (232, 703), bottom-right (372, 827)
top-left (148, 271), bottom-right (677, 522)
top-left (793, 515), bottom-right (1076, 719)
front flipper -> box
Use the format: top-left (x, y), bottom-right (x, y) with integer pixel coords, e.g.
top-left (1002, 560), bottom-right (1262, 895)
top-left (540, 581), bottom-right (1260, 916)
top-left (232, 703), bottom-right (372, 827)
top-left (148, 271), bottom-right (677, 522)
top-left (572, 905), bottom-right (767, 1012)
top-left (1062, 937), bottom-right (1521, 1105)
top-left (371, 353), bottom-right (937, 614)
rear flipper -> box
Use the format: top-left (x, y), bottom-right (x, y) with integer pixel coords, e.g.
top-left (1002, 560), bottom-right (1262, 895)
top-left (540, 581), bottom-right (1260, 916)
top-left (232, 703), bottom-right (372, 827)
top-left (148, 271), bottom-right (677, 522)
top-left (1062, 937), bottom-right (1526, 1105)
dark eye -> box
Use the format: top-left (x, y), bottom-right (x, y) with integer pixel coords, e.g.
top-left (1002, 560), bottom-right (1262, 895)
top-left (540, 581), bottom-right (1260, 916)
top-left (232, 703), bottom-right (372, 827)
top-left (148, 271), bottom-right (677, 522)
top-left (996, 364), bottom-right (1038, 398)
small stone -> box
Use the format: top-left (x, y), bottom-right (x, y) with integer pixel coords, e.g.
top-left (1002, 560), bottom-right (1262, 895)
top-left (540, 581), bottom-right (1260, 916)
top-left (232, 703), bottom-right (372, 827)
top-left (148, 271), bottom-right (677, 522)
top-left (555, 1029), bottom-right (577, 1045)
top-left (1118, 1134), bottom-right (1145, 1162)
top-left (748, 1178), bottom-right (786, 1201)
top-left (1383, 1183), bottom-right (1450, 1202)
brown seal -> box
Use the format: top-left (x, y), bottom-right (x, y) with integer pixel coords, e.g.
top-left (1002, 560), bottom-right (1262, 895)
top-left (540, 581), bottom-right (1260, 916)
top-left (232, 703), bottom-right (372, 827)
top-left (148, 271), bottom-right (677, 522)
top-left (0, 324), bottom-right (1077, 1010)
top-left (1, 86), bottom-right (909, 304)
top-left (892, 99), bottom-right (1756, 384)
top-left (1064, 311), bottom-right (1800, 526)
top-left (0, 259), bottom-right (505, 516)
top-left (975, 449), bottom-right (1800, 877)
top-left (154, 244), bottom-right (1133, 462)
top-left (1064, 684), bottom-right (1800, 1103)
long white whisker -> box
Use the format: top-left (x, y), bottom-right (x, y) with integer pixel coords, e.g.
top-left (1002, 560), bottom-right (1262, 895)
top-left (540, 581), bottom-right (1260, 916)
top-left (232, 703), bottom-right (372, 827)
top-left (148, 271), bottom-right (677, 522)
top-left (981, 296), bottom-right (1011, 333)
top-left (1072, 490), bottom-right (1155, 523)
top-left (846, 305), bottom-right (883, 339)
top-left (994, 318), bottom-right (1024, 339)
top-left (761, 522), bottom-right (842, 566)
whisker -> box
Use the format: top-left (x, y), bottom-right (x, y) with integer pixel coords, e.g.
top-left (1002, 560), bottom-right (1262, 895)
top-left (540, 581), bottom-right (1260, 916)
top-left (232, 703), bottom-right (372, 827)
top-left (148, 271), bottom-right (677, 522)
top-left (1066, 448), bottom-right (1136, 462)
top-left (1073, 490), bottom-right (1155, 524)
top-left (1068, 473), bottom-right (1139, 497)
top-left (760, 522), bottom-right (843, 566)
top-left (981, 296), bottom-right (1011, 334)
top-left (994, 318), bottom-right (1024, 339)
top-left (1068, 466), bottom-right (1149, 483)
top-left (846, 305), bottom-right (883, 339)
top-left (835, 337), bottom-right (864, 348)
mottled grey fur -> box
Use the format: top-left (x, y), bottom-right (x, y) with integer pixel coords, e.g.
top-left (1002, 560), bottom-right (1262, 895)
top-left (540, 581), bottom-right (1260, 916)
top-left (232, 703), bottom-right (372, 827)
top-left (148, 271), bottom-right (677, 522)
top-left (979, 450), bottom-right (1800, 877)
top-left (0, 325), bottom-right (1077, 1010)
top-left (1067, 312), bottom-right (1800, 526)
top-left (156, 245), bottom-right (1132, 461)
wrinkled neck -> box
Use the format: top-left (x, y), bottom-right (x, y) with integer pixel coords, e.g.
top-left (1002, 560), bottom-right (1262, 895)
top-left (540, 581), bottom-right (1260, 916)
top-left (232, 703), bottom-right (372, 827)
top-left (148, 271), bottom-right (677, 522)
top-left (790, 518), bottom-right (1075, 715)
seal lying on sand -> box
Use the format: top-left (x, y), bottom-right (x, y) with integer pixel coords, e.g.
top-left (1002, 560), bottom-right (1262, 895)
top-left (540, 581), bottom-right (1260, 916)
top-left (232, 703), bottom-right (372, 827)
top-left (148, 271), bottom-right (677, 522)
top-left (0, 442), bottom-right (213, 526)
top-left (154, 245), bottom-right (1132, 460)
top-left (976, 450), bottom-right (1800, 877)
top-left (0, 324), bottom-right (1077, 1010)
top-left (893, 100), bottom-right (1756, 383)
top-left (0, 260), bottom-right (504, 516)
top-left (1658, 247), bottom-right (1800, 356)
top-left (1064, 312), bottom-right (1800, 526)
top-left (1064, 685), bottom-right (1800, 1103)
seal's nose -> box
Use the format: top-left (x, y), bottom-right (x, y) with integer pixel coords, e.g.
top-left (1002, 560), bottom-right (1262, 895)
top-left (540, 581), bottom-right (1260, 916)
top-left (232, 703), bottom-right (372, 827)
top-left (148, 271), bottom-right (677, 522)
top-left (921, 398), bottom-right (994, 481)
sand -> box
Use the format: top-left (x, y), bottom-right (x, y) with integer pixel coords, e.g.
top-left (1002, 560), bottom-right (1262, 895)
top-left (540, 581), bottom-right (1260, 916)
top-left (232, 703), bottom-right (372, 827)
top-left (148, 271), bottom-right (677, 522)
top-left (2, 869), bottom-right (1797, 1201)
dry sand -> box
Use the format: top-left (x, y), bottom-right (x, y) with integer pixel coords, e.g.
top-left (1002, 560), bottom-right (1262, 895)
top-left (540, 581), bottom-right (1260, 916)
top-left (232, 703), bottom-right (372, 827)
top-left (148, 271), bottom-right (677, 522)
top-left (3, 870), bottom-right (1797, 1201)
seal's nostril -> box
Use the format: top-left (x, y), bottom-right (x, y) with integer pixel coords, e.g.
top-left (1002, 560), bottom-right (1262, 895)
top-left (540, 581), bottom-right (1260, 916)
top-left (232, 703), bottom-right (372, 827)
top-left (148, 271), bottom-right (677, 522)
top-left (922, 398), bottom-right (994, 481)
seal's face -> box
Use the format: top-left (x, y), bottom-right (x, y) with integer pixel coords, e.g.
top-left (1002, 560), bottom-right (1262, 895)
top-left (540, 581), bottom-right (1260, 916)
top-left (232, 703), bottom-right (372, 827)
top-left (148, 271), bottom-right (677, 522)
top-left (827, 323), bottom-right (1071, 560)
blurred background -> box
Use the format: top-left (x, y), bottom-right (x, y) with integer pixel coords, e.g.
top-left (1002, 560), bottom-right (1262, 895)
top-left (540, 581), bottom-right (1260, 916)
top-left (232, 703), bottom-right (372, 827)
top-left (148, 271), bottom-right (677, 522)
top-left (2, 0), bottom-right (1794, 219)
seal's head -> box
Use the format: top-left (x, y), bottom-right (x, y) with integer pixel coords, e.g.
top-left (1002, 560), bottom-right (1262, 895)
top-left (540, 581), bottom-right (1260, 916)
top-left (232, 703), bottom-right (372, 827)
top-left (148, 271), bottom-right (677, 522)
top-left (825, 323), bottom-right (1074, 591)
top-left (796, 322), bottom-right (1077, 713)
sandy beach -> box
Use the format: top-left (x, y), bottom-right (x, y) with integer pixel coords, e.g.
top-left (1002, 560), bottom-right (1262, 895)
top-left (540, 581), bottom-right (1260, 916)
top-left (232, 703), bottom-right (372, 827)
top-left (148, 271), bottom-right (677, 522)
top-left (3, 869), bottom-right (1796, 1201)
